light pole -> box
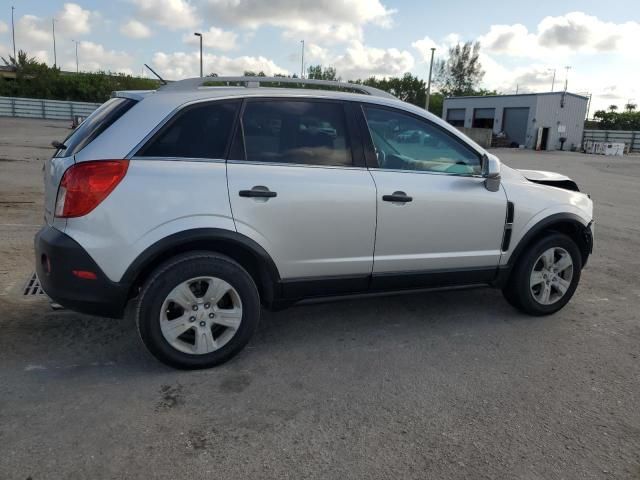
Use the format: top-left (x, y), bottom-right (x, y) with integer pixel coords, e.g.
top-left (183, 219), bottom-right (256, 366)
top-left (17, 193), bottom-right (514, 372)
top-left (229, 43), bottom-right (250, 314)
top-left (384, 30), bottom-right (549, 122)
top-left (563, 66), bottom-right (571, 91)
top-left (300, 40), bottom-right (305, 78)
top-left (72, 40), bottom-right (79, 73)
top-left (425, 47), bottom-right (436, 112)
top-left (11, 6), bottom-right (16, 61)
top-left (52, 18), bottom-right (57, 68)
top-left (547, 68), bottom-right (556, 92)
top-left (194, 32), bottom-right (203, 77)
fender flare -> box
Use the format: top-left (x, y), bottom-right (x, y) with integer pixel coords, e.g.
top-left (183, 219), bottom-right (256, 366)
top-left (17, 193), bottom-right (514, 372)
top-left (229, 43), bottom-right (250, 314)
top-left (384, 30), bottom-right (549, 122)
top-left (507, 212), bottom-right (591, 268)
top-left (120, 228), bottom-right (281, 301)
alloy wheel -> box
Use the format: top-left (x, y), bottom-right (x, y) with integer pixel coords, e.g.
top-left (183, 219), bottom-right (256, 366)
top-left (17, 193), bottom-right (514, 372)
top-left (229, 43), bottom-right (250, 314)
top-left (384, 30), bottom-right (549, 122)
top-left (159, 276), bottom-right (243, 355)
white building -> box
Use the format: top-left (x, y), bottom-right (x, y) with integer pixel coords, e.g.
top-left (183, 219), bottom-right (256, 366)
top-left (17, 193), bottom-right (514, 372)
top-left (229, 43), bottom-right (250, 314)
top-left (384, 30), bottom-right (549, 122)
top-left (443, 92), bottom-right (589, 151)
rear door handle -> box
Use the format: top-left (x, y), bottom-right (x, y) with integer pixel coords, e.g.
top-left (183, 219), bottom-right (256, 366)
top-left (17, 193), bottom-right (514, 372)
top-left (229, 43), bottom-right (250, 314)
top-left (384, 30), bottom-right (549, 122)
top-left (382, 191), bottom-right (412, 203)
top-left (239, 186), bottom-right (277, 198)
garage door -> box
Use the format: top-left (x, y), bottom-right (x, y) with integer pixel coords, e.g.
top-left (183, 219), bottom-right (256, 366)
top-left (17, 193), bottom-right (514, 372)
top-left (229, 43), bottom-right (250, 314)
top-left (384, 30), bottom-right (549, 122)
top-left (446, 108), bottom-right (465, 126)
top-left (502, 107), bottom-right (529, 146)
top-left (472, 108), bottom-right (495, 129)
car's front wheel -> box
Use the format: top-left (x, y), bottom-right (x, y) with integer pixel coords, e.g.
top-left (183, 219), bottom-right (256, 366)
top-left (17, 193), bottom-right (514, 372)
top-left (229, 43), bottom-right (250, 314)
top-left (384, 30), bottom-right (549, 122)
top-left (503, 233), bottom-right (582, 316)
top-left (136, 252), bottom-right (260, 369)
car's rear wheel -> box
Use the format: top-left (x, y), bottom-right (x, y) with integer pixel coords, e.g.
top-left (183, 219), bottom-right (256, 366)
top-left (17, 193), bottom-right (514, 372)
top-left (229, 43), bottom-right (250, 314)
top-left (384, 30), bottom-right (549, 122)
top-left (502, 233), bottom-right (582, 316)
top-left (136, 252), bottom-right (260, 369)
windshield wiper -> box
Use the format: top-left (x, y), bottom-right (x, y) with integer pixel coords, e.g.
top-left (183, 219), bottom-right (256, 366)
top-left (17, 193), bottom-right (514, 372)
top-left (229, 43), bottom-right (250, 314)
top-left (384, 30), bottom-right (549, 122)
top-left (51, 141), bottom-right (67, 150)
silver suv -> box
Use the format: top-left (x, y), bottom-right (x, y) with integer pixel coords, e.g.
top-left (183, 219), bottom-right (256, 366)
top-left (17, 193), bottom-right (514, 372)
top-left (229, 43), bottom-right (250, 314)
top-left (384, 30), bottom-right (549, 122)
top-left (35, 77), bottom-right (594, 369)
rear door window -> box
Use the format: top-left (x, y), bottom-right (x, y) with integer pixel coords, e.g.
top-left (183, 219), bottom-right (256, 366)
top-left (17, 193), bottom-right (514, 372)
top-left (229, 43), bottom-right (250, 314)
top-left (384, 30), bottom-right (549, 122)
top-left (55, 97), bottom-right (137, 157)
top-left (137, 100), bottom-right (240, 159)
top-left (240, 100), bottom-right (353, 167)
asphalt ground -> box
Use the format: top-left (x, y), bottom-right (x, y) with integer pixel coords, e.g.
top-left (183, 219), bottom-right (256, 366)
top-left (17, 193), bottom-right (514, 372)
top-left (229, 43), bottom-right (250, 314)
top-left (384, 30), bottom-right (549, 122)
top-left (1, 117), bottom-right (639, 479)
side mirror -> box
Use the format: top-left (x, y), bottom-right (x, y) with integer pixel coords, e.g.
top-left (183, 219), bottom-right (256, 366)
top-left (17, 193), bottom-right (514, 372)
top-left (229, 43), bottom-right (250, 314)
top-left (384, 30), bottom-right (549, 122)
top-left (482, 154), bottom-right (501, 192)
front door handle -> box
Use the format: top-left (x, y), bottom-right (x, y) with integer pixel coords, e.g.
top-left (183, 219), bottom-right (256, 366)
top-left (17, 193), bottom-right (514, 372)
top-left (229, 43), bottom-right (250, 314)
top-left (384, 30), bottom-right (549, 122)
top-left (382, 191), bottom-right (412, 203)
top-left (239, 186), bottom-right (277, 198)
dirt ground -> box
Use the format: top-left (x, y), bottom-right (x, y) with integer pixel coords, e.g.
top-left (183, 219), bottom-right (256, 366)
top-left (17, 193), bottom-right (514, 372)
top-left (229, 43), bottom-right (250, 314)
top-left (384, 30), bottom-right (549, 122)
top-left (0, 116), bottom-right (639, 479)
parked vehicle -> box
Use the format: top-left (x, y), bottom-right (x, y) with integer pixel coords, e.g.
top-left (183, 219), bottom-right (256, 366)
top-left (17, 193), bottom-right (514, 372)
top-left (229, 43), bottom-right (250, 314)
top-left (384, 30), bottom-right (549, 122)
top-left (35, 77), bottom-right (594, 369)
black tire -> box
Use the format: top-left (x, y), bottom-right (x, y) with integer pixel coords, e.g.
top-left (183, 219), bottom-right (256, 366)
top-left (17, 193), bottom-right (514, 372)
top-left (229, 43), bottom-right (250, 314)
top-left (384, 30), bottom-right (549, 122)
top-left (136, 252), bottom-right (260, 369)
top-left (502, 233), bottom-right (582, 316)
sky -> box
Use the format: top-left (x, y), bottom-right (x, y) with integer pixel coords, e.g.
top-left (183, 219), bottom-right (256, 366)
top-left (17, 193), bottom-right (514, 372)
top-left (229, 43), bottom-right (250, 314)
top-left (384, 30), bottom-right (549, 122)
top-left (0, 0), bottom-right (638, 114)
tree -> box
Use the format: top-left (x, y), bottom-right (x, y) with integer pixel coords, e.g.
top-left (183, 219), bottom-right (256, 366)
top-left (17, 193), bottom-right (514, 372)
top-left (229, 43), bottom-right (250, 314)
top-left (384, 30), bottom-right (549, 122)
top-left (608, 104), bottom-right (618, 112)
top-left (243, 70), bottom-right (267, 77)
top-left (592, 109), bottom-right (640, 130)
top-left (357, 73), bottom-right (427, 108)
top-left (307, 65), bottom-right (337, 81)
top-left (2, 50), bottom-right (41, 70)
top-left (434, 41), bottom-right (484, 96)
top-left (0, 50), bottom-right (159, 102)
top-left (625, 103), bottom-right (637, 112)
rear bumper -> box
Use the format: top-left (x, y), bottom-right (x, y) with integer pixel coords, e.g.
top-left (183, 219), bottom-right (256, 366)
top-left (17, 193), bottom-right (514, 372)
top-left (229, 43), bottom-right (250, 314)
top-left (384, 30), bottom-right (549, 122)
top-left (34, 226), bottom-right (129, 318)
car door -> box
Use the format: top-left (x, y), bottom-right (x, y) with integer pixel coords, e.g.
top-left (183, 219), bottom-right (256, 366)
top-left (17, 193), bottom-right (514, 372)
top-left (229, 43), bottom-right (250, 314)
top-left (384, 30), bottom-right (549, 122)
top-left (226, 98), bottom-right (377, 293)
top-left (359, 104), bottom-right (507, 287)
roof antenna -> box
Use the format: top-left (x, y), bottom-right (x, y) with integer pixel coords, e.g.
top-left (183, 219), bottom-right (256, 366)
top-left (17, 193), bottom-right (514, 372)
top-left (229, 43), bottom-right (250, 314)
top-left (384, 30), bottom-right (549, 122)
top-left (144, 63), bottom-right (167, 85)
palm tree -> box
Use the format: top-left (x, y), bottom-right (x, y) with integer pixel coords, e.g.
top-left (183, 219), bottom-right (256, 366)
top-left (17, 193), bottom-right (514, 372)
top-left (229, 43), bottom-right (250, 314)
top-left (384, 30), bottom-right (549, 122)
top-left (608, 104), bottom-right (618, 112)
top-left (625, 103), bottom-right (637, 112)
top-left (1, 50), bottom-right (39, 70)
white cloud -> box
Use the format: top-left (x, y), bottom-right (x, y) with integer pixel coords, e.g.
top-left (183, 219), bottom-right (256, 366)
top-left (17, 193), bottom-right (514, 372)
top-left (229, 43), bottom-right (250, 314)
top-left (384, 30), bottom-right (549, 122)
top-left (0, 21), bottom-right (7, 34)
top-left (304, 43), bottom-right (332, 64)
top-left (4, 3), bottom-right (95, 66)
top-left (63, 41), bottom-right (134, 74)
top-left (152, 51), bottom-right (288, 78)
top-left (474, 51), bottom-right (638, 114)
top-left (479, 12), bottom-right (640, 58)
top-left (121, 19), bottom-right (152, 39)
top-left (16, 15), bottom-right (51, 48)
top-left (411, 33), bottom-right (465, 66)
top-left (478, 24), bottom-right (539, 56)
top-left (132, 0), bottom-right (198, 30)
top-left (332, 41), bottom-right (414, 79)
top-left (183, 26), bottom-right (237, 51)
top-left (412, 36), bottom-right (439, 57)
top-left (203, 0), bottom-right (394, 43)
top-left (56, 3), bottom-right (92, 36)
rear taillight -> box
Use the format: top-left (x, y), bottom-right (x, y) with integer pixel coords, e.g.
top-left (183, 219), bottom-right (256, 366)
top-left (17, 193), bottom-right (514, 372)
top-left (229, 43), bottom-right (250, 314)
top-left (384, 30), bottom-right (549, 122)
top-left (55, 160), bottom-right (129, 218)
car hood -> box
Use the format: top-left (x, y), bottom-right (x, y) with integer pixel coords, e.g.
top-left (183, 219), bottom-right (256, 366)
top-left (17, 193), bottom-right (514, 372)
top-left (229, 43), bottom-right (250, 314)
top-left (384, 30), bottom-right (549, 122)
top-left (516, 169), bottom-right (580, 192)
top-left (518, 169), bottom-right (571, 182)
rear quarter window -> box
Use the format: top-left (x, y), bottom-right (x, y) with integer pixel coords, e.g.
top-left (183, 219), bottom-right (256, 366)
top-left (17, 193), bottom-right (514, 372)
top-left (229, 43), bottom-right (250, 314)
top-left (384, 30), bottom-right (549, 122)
top-left (55, 97), bottom-right (137, 157)
top-left (136, 100), bottom-right (240, 159)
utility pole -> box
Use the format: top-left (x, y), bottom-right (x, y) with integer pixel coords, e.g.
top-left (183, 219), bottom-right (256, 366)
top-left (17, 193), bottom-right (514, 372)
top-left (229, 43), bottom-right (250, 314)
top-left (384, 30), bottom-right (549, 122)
top-left (194, 32), bottom-right (203, 77)
top-left (52, 18), bottom-right (57, 68)
top-left (425, 47), bottom-right (435, 112)
top-left (72, 40), bottom-right (79, 73)
top-left (11, 6), bottom-right (16, 61)
top-left (300, 40), bottom-right (305, 78)
top-left (547, 68), bottom-right (556, 92)
top-left (564, 66), bottom-right (571, 91)
top-left (515, 84), bottom-right (519, 95)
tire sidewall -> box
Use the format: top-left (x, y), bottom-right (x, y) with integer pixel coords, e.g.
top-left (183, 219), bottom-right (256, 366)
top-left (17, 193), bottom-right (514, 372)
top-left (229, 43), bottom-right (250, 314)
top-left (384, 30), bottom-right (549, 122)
top-left (137, 253), bottom-right (260, 369)
top-left (512, 233), bottom-right (582, 316)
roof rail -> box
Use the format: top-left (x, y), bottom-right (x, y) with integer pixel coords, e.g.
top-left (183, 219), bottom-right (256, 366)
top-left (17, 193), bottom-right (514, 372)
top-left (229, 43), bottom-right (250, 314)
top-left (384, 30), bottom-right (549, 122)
top-left (158, 76), bottom-right (397, 99)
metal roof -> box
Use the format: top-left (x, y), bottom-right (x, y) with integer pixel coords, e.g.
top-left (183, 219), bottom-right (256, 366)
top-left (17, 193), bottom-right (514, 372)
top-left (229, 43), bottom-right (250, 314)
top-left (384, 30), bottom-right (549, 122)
top-left (445, 92), bottom-right (589, 101)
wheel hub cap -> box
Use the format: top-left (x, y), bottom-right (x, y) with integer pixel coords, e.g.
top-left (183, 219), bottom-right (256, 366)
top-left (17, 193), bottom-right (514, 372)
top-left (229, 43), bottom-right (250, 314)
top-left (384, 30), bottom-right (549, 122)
top-left (159, 276), bottom-right (243, 355)
top-left (529, 247), bottom-right (574, 306)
